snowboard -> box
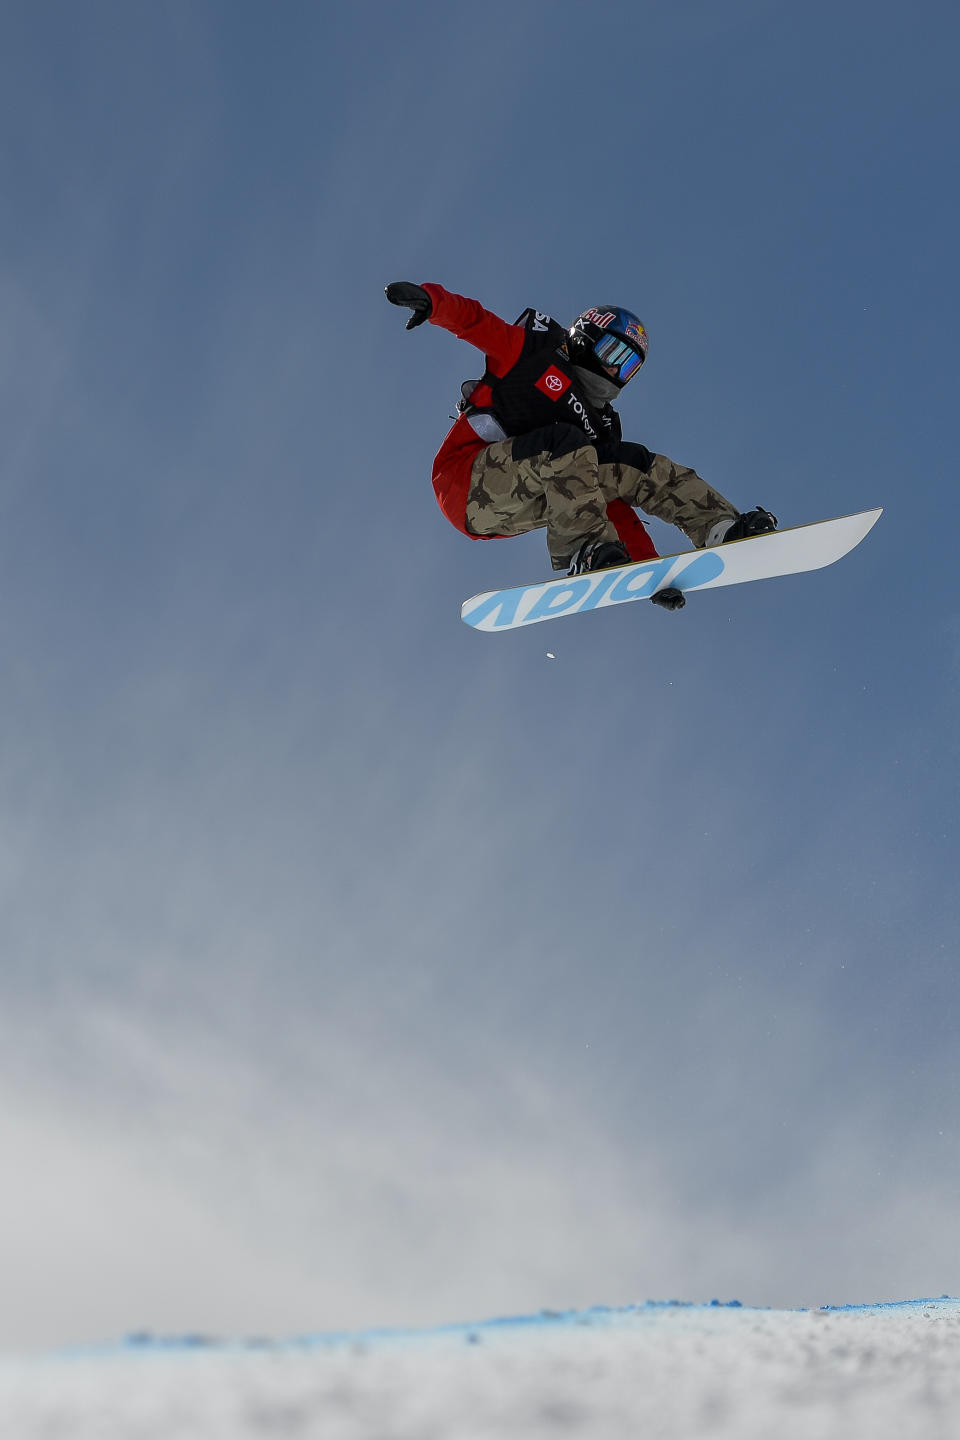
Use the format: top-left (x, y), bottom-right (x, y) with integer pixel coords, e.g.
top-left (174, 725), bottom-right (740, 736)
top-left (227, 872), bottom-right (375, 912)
top-left (461, 508), bottom-right (882, 632)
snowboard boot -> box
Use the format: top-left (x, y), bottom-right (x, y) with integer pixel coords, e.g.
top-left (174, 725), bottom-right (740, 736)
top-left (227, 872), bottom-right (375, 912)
top-left (714, 506), bottom-right (779, 543)
top-left (568, 537), bottom-right (630, 576)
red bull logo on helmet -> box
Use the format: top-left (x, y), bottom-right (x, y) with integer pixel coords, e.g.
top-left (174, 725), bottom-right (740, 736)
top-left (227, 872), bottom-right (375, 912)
top-left (580, 308), bottom-right (617, 329)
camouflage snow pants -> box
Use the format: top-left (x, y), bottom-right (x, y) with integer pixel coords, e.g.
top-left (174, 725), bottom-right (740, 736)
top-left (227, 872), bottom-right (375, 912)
top-left (465, 421), bottom-right (738, 570)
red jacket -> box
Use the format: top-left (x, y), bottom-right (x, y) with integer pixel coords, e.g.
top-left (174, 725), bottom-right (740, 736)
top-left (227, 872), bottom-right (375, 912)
top-left (422, 283), bottom-right (658, 562)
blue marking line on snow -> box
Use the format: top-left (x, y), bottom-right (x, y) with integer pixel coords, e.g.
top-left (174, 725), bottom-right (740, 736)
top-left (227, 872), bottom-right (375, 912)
top-left (47, 1296), bottom-right (960, 1362)
top-left (818, 1294), bottom-right (955, 1313)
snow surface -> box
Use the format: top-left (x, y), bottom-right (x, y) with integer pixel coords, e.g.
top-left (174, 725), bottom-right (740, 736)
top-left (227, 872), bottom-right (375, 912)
top-left (2, 1297), bottom-right (959, 1439)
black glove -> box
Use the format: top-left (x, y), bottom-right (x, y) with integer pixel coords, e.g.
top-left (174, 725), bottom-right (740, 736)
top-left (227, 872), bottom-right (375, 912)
top-left (722, 506), bottom-right (778, 542)
top-left (651, 587), bottom-right (686, 611)
top-left (385, 281), bottom-right (433, 330)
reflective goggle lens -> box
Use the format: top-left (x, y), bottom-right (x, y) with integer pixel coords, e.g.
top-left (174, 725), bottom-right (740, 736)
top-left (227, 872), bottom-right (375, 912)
top-left (594, 333), bottom-right (646, 381)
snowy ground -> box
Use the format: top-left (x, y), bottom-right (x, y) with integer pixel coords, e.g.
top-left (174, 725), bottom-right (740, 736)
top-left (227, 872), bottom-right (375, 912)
top-left (1, 1297), bottom-right (959, 1439)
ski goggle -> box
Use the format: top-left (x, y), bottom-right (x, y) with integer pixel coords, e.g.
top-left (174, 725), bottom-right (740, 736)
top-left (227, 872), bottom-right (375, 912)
top-left (593, 332), bottom-right (646, 382)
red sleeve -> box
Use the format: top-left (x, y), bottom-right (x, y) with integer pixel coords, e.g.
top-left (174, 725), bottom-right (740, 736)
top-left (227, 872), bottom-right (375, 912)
top-left (420, 283), bottom-right (525, 377)
top-left (606, 499), bottom-right (659, 561)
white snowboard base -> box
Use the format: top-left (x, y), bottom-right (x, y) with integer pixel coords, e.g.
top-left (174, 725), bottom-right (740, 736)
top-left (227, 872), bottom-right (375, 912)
top-left (461, 508), bottom-right (883, 632)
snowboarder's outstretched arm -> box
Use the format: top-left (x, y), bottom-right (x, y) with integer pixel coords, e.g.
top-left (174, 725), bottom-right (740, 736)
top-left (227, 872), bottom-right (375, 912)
top-left (386, 282), bottom-right (524, 374)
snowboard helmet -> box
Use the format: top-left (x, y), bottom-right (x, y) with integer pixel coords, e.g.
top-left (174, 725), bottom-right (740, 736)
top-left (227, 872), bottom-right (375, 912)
top-left (567, 306), bottom-right (648, 388)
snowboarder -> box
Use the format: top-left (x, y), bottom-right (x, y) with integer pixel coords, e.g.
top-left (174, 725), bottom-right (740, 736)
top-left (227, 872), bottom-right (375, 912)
top-left (385, 281), bottom-right (777, 609)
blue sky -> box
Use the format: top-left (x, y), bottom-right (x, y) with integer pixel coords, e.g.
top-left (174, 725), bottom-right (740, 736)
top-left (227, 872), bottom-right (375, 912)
top-left (0, 0), bottom-right (958, 1346)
